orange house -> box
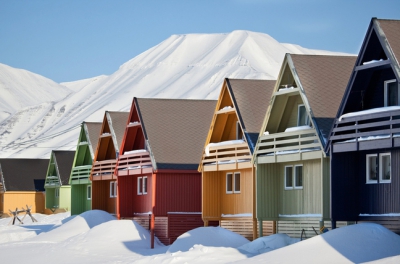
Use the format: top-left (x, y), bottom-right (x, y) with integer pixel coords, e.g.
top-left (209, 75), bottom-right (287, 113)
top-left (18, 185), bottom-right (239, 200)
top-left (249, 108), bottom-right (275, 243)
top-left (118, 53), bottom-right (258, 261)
top-left (90, 111), bottom-right (129, 215)
top-left (0, 159), bottom-right (49, 216)
top-left (199, 78), bottom-right (276, 240)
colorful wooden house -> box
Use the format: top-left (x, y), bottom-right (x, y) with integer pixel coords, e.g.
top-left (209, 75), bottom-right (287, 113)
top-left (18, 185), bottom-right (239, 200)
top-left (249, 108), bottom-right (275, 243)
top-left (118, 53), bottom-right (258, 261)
top-left (327, 18), bottom-right (400, 234)
top-left (199, 78), bottom-right (276, 240)
top-left (44, 150), bottom-right (75, 212)
top-left (0, 159), bottom-right (49, 216)
top-left (115, 98), bottom-right (216, 247)
top-left (90, 111), bottom-right (129, 215)
top-left (69, 122), bottom-right (102, 215)
top-left (253, 54), bottom-right (356, 238)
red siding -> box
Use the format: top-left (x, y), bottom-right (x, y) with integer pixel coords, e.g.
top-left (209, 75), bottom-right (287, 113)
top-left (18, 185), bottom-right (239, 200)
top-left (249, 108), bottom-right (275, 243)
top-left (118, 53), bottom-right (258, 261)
top-left (117, 173), bottom-right (152, 218)
top-left (154, 172), bottom-right (201, 216)
top-left (92, 180), bottom-right (116, 214)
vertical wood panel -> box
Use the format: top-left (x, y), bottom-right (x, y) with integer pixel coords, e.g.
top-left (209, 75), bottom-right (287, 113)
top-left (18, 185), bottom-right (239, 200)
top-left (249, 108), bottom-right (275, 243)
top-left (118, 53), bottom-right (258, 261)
top-left (118, 174), bottom-right (152, 217)
top-left (71, 184), bottom-right (91, 215)
top-left (202, 171), bottom-right (221, 219)
top-left (92, 180), bottom-right (116, 214)
top-left (257, 163), bottom-right (280, 219)
top-left (3, 192), bottom-right (46, 215)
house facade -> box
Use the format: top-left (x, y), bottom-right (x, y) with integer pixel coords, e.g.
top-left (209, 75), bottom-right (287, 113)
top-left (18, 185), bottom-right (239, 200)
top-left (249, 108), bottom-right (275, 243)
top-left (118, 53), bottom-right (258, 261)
top-left (254, 54), bottom-right (356, 238)
top-left (69, 122), bottom-right (102, 215)
top-left (90, 111), bottom-right (129, 215)
top-left (327, 18), bottom-right (400, 234)
top-left (115, 98), bottom-right (216, 247)
top-left (44, 150), bottom-right (75, 212)
top-left (200, 78), bottom-right (276, 240)
top-left (0, 159), bottom-right (49, 216)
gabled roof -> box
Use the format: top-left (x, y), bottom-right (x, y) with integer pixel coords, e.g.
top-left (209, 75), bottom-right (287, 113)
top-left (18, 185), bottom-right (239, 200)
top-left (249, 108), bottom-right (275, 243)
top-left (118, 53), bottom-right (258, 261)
top-left (226, 79), bottom-right (276, 152)
top-left (84, 122), bottom-right (102, 158)
top-left (134, 98), bottom-right (216, 170)
top-left (0, 159), bottom-right (49, 191)
top-left (51, 151), bottom-right (75, 186)
top-left (107, 112), bottom-right (129, 150)
top-left (289, 54), bottom-right (356, 140)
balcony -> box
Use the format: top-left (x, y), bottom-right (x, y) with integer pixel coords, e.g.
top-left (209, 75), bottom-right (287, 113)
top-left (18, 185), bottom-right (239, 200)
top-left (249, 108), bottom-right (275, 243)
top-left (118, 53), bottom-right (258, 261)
top-left (256, 127), bottom-right (321, 164)
top-left (70, 165), bottom-right (92, 184)
top-left (45, 175), bottom-right (60, 187)
top-left (91, 160), bottom-right (117, 180)
top-left (330, 107), bottom-right (400, 153)
top-left (202, 140), bottom-right (252, 171)
top-left (116, 150), bottom-right (152, 176)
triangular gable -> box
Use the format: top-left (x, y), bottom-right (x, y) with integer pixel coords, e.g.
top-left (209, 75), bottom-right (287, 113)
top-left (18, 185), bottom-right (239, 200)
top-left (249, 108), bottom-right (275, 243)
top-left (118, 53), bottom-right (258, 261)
top-left (257, 54), bottom-right (355, 156)
top-left (334, 18), bottom-right (400, 118)
top-left (0, 159), bottom-right (49, 192)
top-left (135, 98), bottom-right (216, 170)
top-left (45, 151), bottom-right (75, 187)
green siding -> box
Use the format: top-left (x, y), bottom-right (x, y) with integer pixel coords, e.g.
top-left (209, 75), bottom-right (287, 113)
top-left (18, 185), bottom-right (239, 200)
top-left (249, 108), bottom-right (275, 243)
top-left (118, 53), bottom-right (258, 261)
top-left (45, 187), bottom-right (59, 209)
top-left (71, 184), bottom-right (92, 215)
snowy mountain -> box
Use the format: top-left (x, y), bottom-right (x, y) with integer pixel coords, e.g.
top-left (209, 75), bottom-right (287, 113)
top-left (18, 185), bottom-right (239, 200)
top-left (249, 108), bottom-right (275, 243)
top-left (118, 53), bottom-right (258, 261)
top-left (0, 30), bottom-right (351, 158)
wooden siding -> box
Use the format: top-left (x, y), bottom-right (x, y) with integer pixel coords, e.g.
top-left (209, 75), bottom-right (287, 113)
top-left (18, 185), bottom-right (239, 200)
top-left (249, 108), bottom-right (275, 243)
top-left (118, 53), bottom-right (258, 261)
top-left (70, 184), bottom-right (91, 215)
top-left (45, 187), bottom-right (59, 209)
top-left (92, 180), bottom-right (116, 214)
top-left (59, 186), bottom-right (71, 211)
top-left (202, 171), bottom-right (222, 220)
top-left (154, 216), bottom-right (168, 245)
top-left (117, 173), bottom-right (152, 218)
top-left (2, 192), bottom-right (46, 215)
top-left (257, 159), bottom-right (327, 220)
top-left (154, 172), bottom-right (201, 216)
top-left (167, 213), bottom-right (203, 244)
top-left (277, 220), bottom-right (349, 239)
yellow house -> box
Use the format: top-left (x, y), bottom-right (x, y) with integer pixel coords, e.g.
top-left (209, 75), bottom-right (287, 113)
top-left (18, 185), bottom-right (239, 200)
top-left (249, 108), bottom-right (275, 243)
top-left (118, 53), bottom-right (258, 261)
top-left (0, 159), bottom-right (49, 217)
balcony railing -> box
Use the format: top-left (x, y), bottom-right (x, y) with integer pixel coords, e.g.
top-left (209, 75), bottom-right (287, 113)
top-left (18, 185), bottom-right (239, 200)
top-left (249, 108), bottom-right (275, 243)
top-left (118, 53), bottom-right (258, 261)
top-left (116, 150), bottom-right (152, 176)
top-left (70, 165), bottom-right (92, 184)
top-left (202, 141), bottom-right (252, 171)
top-left (45, 175), bottom-right (60, 187)
top-left (256, 128), bottom-right (321, 163)
top-left (330, 108), bottom-right (400, 153)
top-left (91, 159), bottom-right (117, 180)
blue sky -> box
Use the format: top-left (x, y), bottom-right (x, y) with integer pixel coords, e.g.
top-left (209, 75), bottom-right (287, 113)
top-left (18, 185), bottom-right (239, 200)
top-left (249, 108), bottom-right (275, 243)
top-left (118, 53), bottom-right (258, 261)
top-left (1, 0), bottom-right (399, 83)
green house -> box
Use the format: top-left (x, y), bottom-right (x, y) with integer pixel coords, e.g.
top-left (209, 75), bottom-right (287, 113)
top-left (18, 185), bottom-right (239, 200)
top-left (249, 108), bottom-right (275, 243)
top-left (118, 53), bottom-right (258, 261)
top-left (69, 122), bottom-right (102, 215)
top-left (44, 150), bottom-right (75, 212)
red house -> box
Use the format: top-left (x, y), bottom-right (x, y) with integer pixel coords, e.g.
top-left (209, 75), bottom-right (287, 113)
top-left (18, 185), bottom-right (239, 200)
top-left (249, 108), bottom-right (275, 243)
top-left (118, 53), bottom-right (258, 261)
top-left (115, 98), bottom-right (216, 247)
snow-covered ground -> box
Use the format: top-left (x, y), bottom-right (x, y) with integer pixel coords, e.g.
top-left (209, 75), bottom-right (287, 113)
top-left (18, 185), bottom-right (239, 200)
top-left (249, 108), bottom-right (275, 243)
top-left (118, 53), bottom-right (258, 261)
top-left (0, 210), bottom-right (399, 263)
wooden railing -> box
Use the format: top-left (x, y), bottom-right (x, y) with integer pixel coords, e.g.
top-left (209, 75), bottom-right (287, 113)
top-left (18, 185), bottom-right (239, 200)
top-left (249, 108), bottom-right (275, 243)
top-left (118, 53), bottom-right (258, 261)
top-left (45, 175), bottom-right (60, 187)
top-left (330, 108), bottom-right (400, 153)
top-left (202, 142), bottom-right (251, 171)
top-left (91, 159), bottom-right (117, 180)
top-left (70, 165), bottom-right (92, 184)
top-left (116, 151), bottom-right (152, 175)
top-left (258, 129), bottom-right (320, 155)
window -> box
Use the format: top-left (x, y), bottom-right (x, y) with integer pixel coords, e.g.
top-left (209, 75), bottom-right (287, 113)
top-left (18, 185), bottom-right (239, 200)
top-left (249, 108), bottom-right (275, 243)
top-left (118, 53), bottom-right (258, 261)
top-left (226, 172), bottom-right (240, 194)
top-left (384, 80), bottom-right (399, 106)
top-left (285, 165), bottom-right (303, 190)
top-left (110, 181), bottom-right (117, 197)
top-left (55, 188), bottom-right (59, 198)
top-left (87, 185), bottom-right (92, 200)
top-left (137, 176), bottom-right (148, 195)
top-left (366, 154), bottom-right (378, 183)
top-left (297, 105), bottom-right (310, 126)
top-left (236, 121), bottom-right (243, 140)
top-left (380, 153), bottom-right (391, 183)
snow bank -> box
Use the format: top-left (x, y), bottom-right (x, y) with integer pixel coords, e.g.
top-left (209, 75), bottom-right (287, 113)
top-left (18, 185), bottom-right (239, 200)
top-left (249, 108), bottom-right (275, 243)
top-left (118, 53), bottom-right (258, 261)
top-left (237, 223), bottom-right (400, 263)
top-left (167, 226), bottom-right (249, 253)
top-left (238, 233), bottom-right (299, 254)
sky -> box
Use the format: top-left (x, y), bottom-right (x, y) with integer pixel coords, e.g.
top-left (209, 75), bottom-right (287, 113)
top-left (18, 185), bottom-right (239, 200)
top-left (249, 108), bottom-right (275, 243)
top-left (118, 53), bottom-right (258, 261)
top-left (1, 0), bottom-right (400, 83)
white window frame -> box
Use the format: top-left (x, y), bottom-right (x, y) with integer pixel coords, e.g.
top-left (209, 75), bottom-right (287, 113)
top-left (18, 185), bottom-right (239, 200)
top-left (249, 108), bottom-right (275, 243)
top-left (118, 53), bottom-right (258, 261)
top-left (233, 172), bottom-right (241, 193)
top-left (379, 153), bottom-right (391, 183)
top-left (55, 188), bottom-right (60, 198)
top-left (284, 166), bottom-right (293, 190)
top-left (226, 173), bottom-right (233, 194)
top-left (294, 165), bottom-right (303, 189)
top-left (137, 176), bottom-right (148, 195)
top-left (110, 181), bottom-right (117, 198)
top-left (297, 104), bottom-right (310, 126)
top-left (366, 154), bottom-right (378, 184)
top-left (384, 79), bottom-right (399, 107)
top-left (87, 185), bottom-right (92, 200)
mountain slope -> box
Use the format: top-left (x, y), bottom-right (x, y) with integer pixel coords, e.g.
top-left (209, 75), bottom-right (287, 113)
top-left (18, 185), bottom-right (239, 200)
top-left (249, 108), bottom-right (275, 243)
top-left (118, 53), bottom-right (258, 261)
top-left (0, 30), bottom-right (352, 158)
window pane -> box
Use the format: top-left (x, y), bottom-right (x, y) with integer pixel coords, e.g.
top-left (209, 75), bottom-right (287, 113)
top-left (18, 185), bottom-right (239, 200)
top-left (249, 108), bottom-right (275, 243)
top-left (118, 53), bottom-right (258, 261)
top-left (295, 166), bottom-right (303, 187)
top-left (387, 82), bottom-right (398, 106)
top-left (234, 173), bottom-right (240, 192)
top-left (137, 177), bottom-right (143, 194)
top-left (298, 105), bottom-right (309, 126)
top-left (367, 156), bottom-right (377, 181)
top-left (285, 167), bottom-right (293, 188)
top-left (381, 154), bottom-right (391, 181)
top-left (143, 177), bottom-right (148, 194)
top-left (87, 186), bottom-right (91, 200)
top-left (226, 173), bottom-right (233, 193)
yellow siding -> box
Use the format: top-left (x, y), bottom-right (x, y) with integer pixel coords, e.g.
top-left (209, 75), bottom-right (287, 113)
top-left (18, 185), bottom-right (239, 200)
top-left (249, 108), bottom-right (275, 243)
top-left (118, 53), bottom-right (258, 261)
top-left (202, 171), bottom-right (221, 220)
top-left (3, 192), bottom-right (46, 216)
